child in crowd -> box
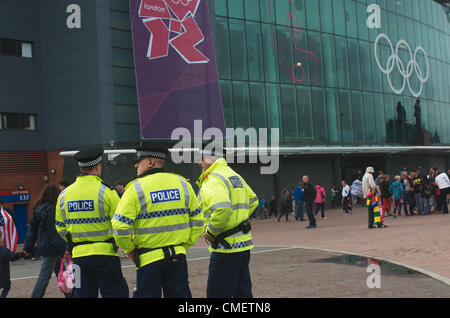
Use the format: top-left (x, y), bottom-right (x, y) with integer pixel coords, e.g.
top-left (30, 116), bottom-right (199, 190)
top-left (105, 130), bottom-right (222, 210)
top-left (0, 231), bottom-right (25, 298)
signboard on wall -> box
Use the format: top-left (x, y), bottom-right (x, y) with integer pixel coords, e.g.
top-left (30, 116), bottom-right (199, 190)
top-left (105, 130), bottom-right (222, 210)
top-left (129, 0), bottom-right (225, 140)
top-left (0, 190), bottom-right (30, 203)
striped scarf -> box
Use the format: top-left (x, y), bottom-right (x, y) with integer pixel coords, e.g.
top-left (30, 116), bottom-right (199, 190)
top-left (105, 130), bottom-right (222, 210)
top-left (366, 191), bottom-right (383, 226)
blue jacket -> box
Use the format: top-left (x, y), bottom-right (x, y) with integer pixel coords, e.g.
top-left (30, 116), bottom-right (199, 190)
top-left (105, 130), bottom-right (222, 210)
top-left (24, 201), bottom-right (67, 257)
top-left (259, 199), bottom-right (266, 208)
top-left (389, 181), bottom-right (404, 200)
top-left (294, 186), bottom-right (304, 201)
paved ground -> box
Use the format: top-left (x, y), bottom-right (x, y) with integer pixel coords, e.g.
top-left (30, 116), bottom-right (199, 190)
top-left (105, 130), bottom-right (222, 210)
top-left (7, 207), bottom-right (450, 298)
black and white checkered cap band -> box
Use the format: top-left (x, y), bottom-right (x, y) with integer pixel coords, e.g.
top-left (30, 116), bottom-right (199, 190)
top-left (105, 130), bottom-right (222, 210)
top-left (137, 151), bottom-right (166, 159)
top-left (78, 155), bottom-right (103, 167)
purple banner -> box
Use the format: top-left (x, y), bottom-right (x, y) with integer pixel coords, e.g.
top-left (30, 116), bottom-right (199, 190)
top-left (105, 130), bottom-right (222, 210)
top-left (129, 0), bottom-right (225, 140)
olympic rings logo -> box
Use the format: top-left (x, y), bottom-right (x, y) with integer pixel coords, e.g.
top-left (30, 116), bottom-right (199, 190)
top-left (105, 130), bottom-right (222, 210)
top-left (172, 0), bottom-right (191, 6)
top-left (374, 33), bottom-right (429, 98)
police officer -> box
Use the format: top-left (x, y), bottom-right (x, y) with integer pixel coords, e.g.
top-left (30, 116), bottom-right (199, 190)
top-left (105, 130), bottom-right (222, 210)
top-left (55, 147), bottom-right (129, 298)
top-left (111, 146), bottom-right (204, 298)
top-left (197, 149), bottom-right (258, 298)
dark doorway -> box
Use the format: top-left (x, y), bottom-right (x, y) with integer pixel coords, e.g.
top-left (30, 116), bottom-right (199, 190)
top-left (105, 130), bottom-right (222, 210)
top-left (340, 155), bottom-right (386, 184)
top-left (13, 204), bottom-right (28, 244)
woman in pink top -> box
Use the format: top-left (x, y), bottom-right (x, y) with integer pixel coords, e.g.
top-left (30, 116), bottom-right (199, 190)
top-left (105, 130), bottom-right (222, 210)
top-left (313, 184), bottom-right (327, 219)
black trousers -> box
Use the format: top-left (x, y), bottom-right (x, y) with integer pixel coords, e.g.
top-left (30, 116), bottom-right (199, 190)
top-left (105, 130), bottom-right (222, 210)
top-left (438, 188), bottom-right (449, 213)
top-left (278, 205), bottom-right (290, 221)
top-left (305, 201), bottom-right (316, 226)
top-left (368, 204), bottom-right (375, 228)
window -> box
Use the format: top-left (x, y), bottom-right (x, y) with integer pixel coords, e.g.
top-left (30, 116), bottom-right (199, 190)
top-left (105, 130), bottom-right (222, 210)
top-left (229, 20), bottom-right (248, 80)
top-left (280, 85), bottom-right (299, 142)
top-left (246, 21), bottom-right (264, 81)
top-left (0, 38), bottom-right (33, 58)
top-left (0, 113), bottom-right (36, 130)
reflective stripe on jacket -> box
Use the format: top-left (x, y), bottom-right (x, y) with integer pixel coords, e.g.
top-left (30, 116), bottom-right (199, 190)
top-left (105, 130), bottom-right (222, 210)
top-left (55, 175), bottom-right (120, 258)
top-left (111, 169), bottom-right (203, 269)
top-left (196, 158), bottom-right (258, 254)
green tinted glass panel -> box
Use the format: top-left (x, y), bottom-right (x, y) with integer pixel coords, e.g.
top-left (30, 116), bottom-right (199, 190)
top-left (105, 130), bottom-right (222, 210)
top-left (261, 23), bottom-right (279, 82)
top-left (344, 0), bottom-right (357, 38)
top-left (215, 17), bottom-right (231, 79)
top-left (351, 91), bottom-right (364, 142)
top-left (229, 20), bottom-right (248, 80)
top-left (115, 105), bottom-right (138, 124)
top-left (371, 40), bottom-right (383, 92)
top-left (335, 36), bottom-right (350, 89)
top-left (305, 0), bottom-right (321, 31)
top-left (277, 25), bottom-right (294, 84)
top-left (339, 89), bottom-right (353, 142)
top-left (112, 48), bottom-right (134, 68)
top-left (244, 0), bottom-right (260, 21)
top-left (114, 86), bottom-right (137, 105)
top-left (322, 34), bottom-right (337, 88)
top-left (319, 0), bottom-right (334, 34)
top-left (326, 88), bottom-right (341, 142)
top-left (220, 80), bottom-right (234, 127)
top-left (333, 0), bottom-right (346, 36)
top-left (232, 81), bottom-right (251, 129)
top-left (260, 0), bottom-right (275, 23)
top-left (113, 67), bottom-right (136, 86)
top-left (307, 30), bottom-right (324, 86)
top-left (292, 28), bottom-right (310, 85)
top-left (214, 0), bottom-right (227, 16)
top-left (359, 40), bottom-right (373, 92)
top-left (383, 93), bottom-right (396, 142)
top-left (280, 85), bottom-right (299, 142)
top-left (356, 2), bottom-right (369, 41)
top-left (374, 93), bottom-right (386, 142)
top-left (249, 82), bottom-right (267, 130)
top-left (275, 0), bottom-right (291, 26)
top-left (363, 92), bottom-right (376, 143)
top-left (111, 11), bottom-right (131, 31)
top-left (228, 0), bottom-right (244, 19)
top-left (111, 29), bottom-right (133, 49)
top-left (348, 38), bottom-right (362, 90)
top-left (265, 83), bottom-right (281, 131)
top-left (297, 85), bottom-right (313, 142)
top-left (246, 21), bottom-right (264, 81)
top-left (292, 0), bottom-right (307, 29)
top-left (311, 87), bottom-right (328, 142)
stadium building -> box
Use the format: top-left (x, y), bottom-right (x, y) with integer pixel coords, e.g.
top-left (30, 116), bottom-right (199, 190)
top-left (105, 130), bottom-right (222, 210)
top-left (0, 0), bottom-right (449, 241)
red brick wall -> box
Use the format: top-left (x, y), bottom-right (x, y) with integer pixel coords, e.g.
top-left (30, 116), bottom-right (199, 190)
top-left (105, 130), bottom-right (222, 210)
top-left (0, 150), bottom-right (65, 221)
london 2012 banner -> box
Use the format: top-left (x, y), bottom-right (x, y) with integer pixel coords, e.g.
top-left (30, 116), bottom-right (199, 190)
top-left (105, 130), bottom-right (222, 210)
top-left (129, 0), bottom-right (225, 140)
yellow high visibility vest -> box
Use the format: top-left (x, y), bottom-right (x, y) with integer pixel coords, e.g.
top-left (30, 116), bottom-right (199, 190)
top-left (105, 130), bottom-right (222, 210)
top-left (197, 158), bottom-right (258, 253)
top-left (55, 175), bottom-right (120, 258)
top-left (112, 169), bottom-right (203, 269)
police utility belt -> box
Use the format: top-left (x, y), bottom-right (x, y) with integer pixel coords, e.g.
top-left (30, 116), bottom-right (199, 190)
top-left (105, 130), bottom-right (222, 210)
top-left (211, 219), bottom-right (252, 250)
top-left (134, 245), bottom-right (181, 268)
top-left (71, 238), bottom-right (119, 252)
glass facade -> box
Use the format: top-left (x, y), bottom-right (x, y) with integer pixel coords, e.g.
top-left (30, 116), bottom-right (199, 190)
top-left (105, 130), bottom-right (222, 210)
top-left (212, 0), bottom-right (450, 145)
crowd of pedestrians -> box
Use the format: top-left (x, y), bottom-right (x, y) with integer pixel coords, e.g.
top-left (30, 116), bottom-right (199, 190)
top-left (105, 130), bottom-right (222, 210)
top-left (253, 166), bottom-right (449, 230)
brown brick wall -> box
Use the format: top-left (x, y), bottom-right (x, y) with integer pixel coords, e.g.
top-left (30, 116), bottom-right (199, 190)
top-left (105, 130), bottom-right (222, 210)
top-left (0, 150), bottom-right (65, 221)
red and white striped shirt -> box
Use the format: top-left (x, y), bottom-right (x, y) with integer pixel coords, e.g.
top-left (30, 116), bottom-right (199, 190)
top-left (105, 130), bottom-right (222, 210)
top-left (0, 208), bottom-right (17, 252)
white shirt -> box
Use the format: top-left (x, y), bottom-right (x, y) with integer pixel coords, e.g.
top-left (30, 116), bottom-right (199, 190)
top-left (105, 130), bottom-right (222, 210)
top-left (342, 185), bottom-right (350, 198)
top-left (435, 173), bottom-right (450, 190)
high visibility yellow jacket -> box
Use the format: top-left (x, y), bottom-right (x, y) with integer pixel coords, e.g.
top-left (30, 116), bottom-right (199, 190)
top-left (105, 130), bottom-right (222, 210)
top-left (196, 158), bottom-right (258, 253)
top-left (111, 168), bottom-right (203, 269)
top-left (55, 175), bottom-right (120, 258)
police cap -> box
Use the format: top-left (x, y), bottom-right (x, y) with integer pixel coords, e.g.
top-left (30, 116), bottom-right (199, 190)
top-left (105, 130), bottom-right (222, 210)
top-left (74, 147), bottom-right (104, 167)
top-left (134, 146), bottom-right (169, 163)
